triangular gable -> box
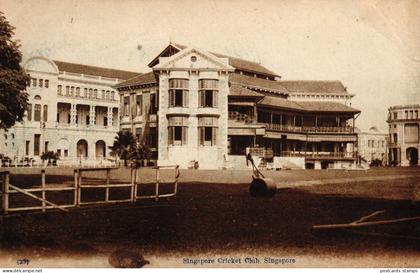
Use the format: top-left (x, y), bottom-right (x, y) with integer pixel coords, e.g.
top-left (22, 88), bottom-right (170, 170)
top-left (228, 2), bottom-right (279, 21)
top-left (148, 43), bottom-right (185, 68)
top-left (152, 46), bottom-right (234, 71)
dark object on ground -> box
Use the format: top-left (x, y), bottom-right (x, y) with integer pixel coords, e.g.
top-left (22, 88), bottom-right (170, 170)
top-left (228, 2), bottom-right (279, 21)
top-left (249, 177), bottom-right (277, 197)
top-left (108, 249), bottom-right (150, 268)
top-left (370, 159), bottom-right (383, 167)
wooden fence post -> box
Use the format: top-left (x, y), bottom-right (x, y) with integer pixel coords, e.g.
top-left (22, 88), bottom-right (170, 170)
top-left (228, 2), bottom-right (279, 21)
top-left (155, 167), bottom-right (159, 201)
top-left (105, 168), bottom-right (110, 202)
top-left (74, 169), bottom-right (78, 207)
top-left (41, 169), bottom-right (46, 212)
top-left (131, 168), bottom-right (136, 203)
top-left (77, 169), bottom-right (82, 207)
top-left (2, 172), bottom-right (9, 215)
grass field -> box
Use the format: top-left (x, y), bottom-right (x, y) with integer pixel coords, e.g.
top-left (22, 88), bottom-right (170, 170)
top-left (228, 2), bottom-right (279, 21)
top-left (1, 167), bottom-right (420, 267)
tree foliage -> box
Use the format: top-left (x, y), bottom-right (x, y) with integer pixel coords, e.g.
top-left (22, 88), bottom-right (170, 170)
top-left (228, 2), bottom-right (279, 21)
top-left (109, 130), bottom-right (136, 166)
top-left (0, 11), bottom-right (29, 130)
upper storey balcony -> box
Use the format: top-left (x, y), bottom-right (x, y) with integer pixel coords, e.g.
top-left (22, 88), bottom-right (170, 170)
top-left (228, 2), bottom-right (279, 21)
top-left (57, 85), bottom-right (118, 104)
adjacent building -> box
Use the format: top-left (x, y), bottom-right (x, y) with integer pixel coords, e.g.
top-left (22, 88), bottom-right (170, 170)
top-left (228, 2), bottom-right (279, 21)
top-left (115, 43), bottom-right (360, 169)
top-left (356, 127), bottom-right (388, 165)
top-left (387, 105), bottom-right (420, 166)
top-left (0, 56), bottom-right (140, 165)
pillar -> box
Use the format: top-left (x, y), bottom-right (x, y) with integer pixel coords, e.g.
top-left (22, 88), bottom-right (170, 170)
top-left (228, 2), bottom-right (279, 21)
top-left (89, 105), bottom-right (96, 126)
top-left (107, 107), bottom-right (113, 128)
top-left (70, 104), bottom-right (77, 125)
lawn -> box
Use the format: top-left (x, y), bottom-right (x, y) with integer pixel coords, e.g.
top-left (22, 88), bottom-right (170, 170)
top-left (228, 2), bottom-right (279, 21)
top-left (0, 167), bottom-right (419, 267)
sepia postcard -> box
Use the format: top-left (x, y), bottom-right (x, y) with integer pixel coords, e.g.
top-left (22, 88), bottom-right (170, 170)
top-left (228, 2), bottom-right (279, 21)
top-left (0, 0), bottom-right (419, 271)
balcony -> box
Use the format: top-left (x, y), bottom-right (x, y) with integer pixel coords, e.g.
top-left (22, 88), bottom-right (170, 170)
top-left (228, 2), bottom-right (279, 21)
top-left (280, 151), bottom-right (356, 160)
top-left (228, 111), bottom-right (254, 123)
top-left (266, 123), bottom-right (354, 134)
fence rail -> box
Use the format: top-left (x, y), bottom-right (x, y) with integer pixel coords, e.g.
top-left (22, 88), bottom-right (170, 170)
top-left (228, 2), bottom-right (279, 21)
top-left (0, 165), bottom-right (179, 215)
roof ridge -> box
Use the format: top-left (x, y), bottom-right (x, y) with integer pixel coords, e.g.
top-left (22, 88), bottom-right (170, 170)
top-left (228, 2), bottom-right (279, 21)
top-left (53, 60), bottom-right (141, 74)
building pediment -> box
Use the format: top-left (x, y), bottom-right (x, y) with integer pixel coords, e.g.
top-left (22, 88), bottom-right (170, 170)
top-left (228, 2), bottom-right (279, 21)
top-left (153, 47), bottom-right (234, 72)
top-left (24, 56), bottom-right (59, 74)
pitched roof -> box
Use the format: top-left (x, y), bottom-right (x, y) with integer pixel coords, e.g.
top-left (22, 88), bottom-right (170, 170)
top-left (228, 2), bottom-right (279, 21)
top-left (229, 73), bottom-right (289, 95)
top-left (114, 71), bottom-right (157, 89)
top-left (296, 101), bottom-right (360, 113)
top-left (229, 84), bottom-right (264, 97)
top-left (53, 60), bottom-right (141, 80)
top-left (152, 43), bottom-right (280, 78)
top-left (278, 81), bottom-right (348, 94)
top-left (258, 96), bottom-right (304, 110)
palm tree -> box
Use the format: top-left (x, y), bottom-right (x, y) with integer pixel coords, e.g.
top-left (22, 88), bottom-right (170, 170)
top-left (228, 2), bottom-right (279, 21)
top-left (109, 130), bottom-right (135, 166)
top-left (129, 143), bottom-right (152, 168)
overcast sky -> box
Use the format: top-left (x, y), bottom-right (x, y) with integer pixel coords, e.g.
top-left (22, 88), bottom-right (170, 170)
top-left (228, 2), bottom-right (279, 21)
top-left (2, 0), bottom-right (420, 131)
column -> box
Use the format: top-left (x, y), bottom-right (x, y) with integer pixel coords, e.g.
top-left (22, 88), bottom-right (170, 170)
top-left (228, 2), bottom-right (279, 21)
top-left (70, 104), bottom-right (77, 125)
top-left (89, 105), bottom-right (96, 126)
top-left (107, 107), bottom-right (113, 128)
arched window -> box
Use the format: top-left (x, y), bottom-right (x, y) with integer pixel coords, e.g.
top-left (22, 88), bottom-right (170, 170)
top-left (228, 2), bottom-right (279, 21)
top-left (76, 87), bottom-right (80, 97)
top-left (45, 79), bottom-right (49, 88)
top-left (43, 105), bottom-right (48, 122)
top-left (34, 104), bottom-right (41, 121)
top-left (111, 91), bottom-right (115, 100)
top-left (34, 95), bottom-right (41, 100)
top-left (57, 85), bottom-right (62, 95)
top-left (39, 79), bottom-right (43, 88)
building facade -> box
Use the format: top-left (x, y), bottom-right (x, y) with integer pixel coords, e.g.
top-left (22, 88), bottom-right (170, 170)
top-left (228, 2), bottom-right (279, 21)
top-left (356, 127), bottom-right (388, 165)
top-left (0, 56), bottom-right (139, 165)
top-left (115, 43), bottom-right (361, 169)
top-left (387, 105), bottom-right (420, 166)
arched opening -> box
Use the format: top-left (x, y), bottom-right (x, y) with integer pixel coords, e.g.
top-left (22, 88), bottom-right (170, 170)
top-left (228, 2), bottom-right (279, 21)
top-left (95, 140), bottom-right (106, 158)
top-left (407, 147), bottom-right (419, 166)
top-left (77, 139), bottom-right (88, 158)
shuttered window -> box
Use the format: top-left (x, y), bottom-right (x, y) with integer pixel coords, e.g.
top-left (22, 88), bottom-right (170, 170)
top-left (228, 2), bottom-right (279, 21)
top-left (34, 104), bottom-right (41, 121)
top-left (168, 116), bottom-right (188, 145)
top-left (123, 96), bottom-right (129, 116)
top-left (136, 95), bottom-right (142, 116)
top-left (43, 105), bottom-right (48, 122)
top-left (27, 104), bottom-right (32, 121)
top-left (169, 79), bottom-right (188, 107)
top-left (198, 79), bottom-right (218, 108)
top-left (198, 116), bottom-right (218, 146)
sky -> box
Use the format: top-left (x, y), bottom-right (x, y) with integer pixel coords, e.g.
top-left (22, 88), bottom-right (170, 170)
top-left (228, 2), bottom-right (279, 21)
top-left (2, 0), bottom-right (420, 131)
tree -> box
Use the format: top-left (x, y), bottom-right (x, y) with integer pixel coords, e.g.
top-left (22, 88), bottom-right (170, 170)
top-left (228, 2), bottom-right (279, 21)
top-left (129, 143), bottom-right (152, 168)
top-left (40, 151), bottom-right (60, 165)
top-left (0, 12), bottom-right (30, 130)
top-left (109, 130), bottom-right (136, 166)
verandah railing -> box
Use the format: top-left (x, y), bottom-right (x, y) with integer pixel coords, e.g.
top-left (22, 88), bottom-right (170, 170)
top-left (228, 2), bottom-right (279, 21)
top-left (0, 165), bottom-right (179, 214)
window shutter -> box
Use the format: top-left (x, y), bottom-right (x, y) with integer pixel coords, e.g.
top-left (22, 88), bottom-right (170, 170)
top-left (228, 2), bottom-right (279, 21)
top-left (169, 90), bottom-right (174, 107)
top-left (213, 91), bottom-right (218, 108)
top-left (43, 105), bottom-right (48, 122)
top-left (183, 90), bottom-right (188, 107)
top-left (168, 127), bottom-right (173, 145)
top-left (212, 127), bottom-right (217, 146)
top-left (199, 127), bottom-right (204, 146)
top-left (182, 127), bottom-right (187, 145)
top-left (200, 91), bottom-right (205, 107)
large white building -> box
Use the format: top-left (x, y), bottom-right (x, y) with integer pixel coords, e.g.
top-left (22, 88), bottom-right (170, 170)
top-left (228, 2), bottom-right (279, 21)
top-left (387, 105), bottom-right (420, 166)
top-left (116, 43), bottom-right (361, 169)
top-left (0, 56), bottom-right (139, 165)
top-left (356, 127), bottom-right (388, 165)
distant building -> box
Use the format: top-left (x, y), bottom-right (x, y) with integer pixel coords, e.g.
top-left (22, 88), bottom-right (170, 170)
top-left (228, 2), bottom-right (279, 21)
top-left (115, 43), bottom-right (361, 169)
top-left (356, 127), bottom-right (388, 165)
top-left (387, 105), bottom-right (420, 166)
top-left (0, 56), bottom-right (139, 165)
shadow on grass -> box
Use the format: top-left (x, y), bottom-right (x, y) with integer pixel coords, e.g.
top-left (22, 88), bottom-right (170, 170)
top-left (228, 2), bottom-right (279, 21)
top-left (1, 182), bottom-right (419, 256)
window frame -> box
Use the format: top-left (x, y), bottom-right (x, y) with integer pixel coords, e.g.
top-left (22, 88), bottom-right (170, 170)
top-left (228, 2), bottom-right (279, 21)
top-left (198, 79), bottom-right (218, 108)
top-left (168, 79), bottom-right (189, 108)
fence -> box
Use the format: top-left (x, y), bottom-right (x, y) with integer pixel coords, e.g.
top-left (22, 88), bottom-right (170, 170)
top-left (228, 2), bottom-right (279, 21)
top-left (0, 165), bottom-right (179, 215)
